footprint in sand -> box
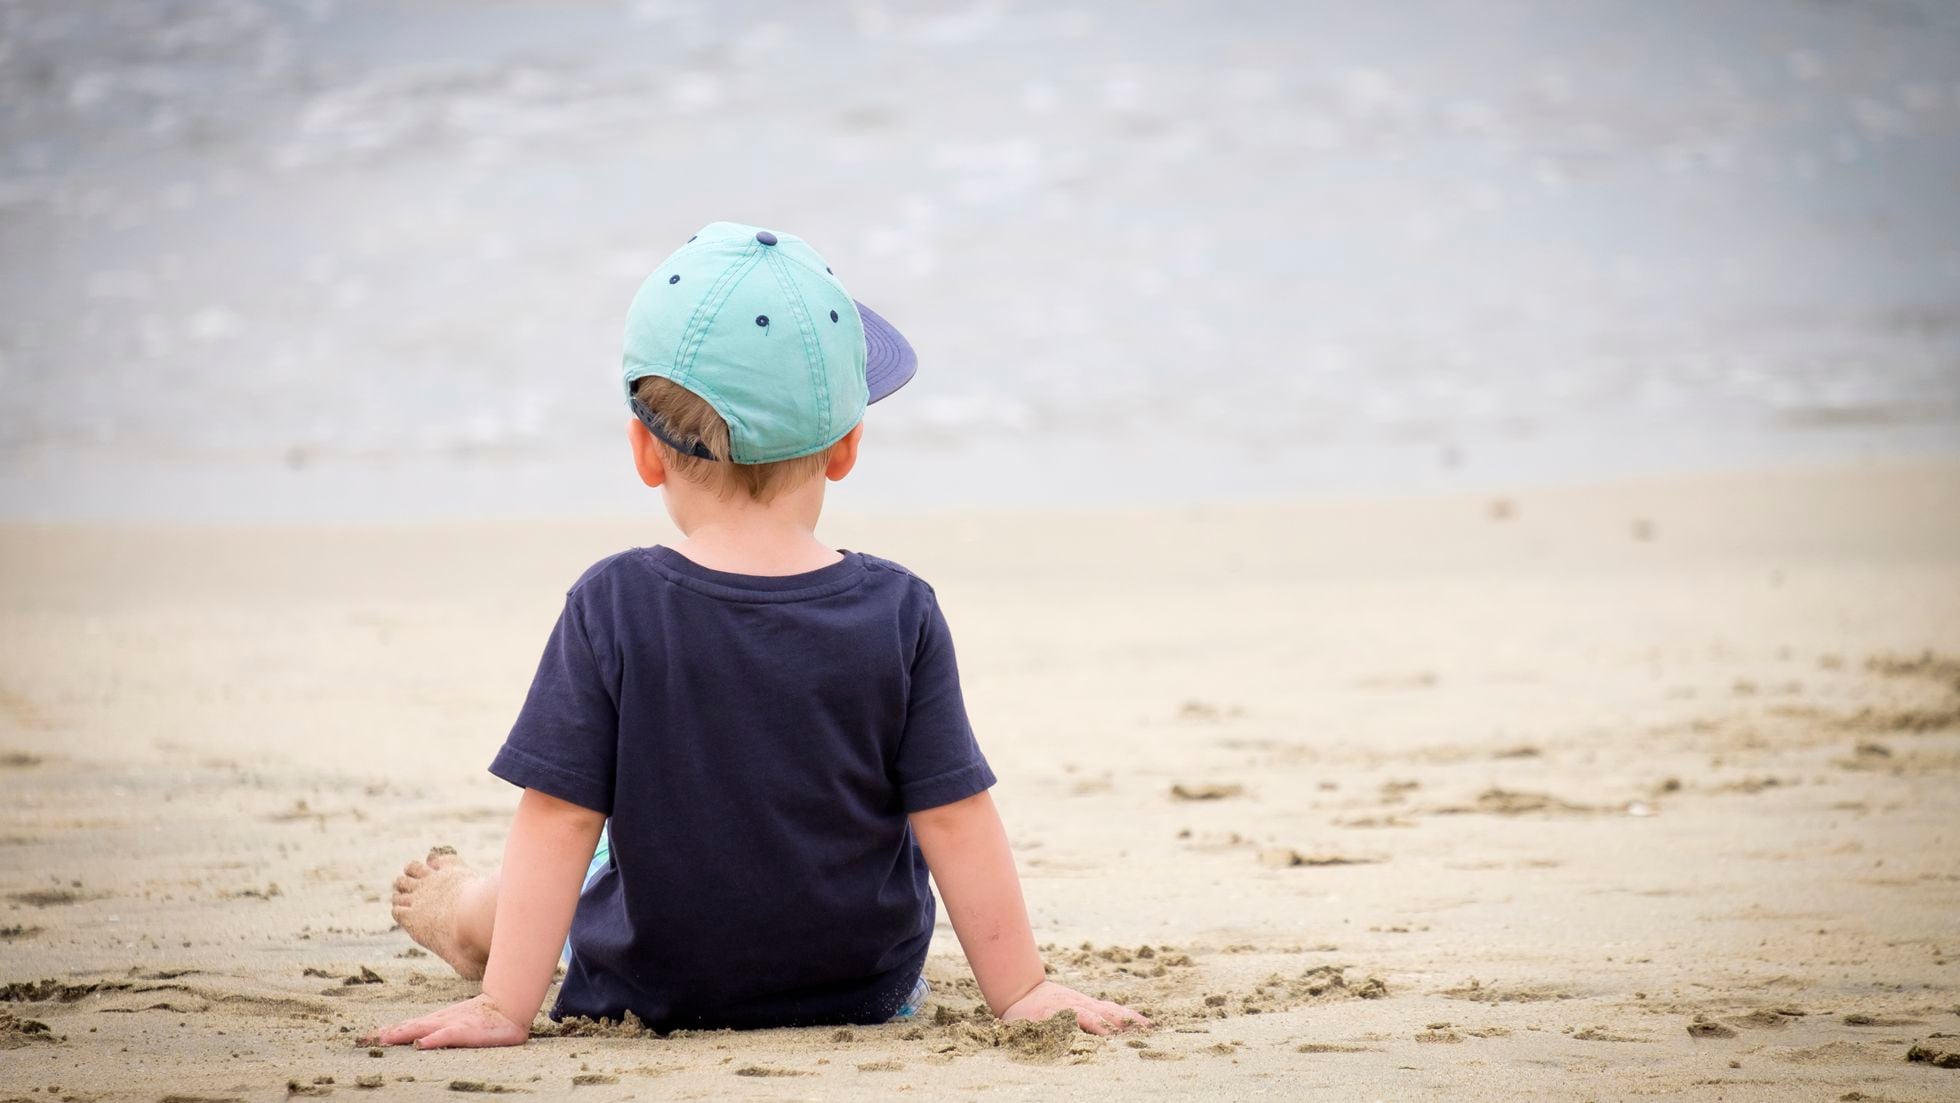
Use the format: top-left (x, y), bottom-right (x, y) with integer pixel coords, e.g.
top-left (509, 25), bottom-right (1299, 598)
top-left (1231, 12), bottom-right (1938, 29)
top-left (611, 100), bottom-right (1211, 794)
top-left (6, 887), bottom-right (95, 908)
top-left (1257, 849), bottom-right (1381, 869)
top-left (1169, 782), bottom-right (1244, 801)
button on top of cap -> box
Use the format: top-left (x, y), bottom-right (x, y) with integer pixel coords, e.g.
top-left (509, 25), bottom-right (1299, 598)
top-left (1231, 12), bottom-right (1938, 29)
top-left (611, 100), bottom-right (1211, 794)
top-left (755, 230), bottom-right (778, 246)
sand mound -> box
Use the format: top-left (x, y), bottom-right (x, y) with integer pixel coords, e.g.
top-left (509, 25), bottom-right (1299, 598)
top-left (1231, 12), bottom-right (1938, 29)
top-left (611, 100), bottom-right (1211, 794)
top-left (940, 1011), bottom-right (1081, 1062)
top-left (1906, 1041), bottom-right (1960, 1069)
top-left (533, 1010), bottom-right (656, 1038)
top-left (1, 1010), bottom-right (59, 1049)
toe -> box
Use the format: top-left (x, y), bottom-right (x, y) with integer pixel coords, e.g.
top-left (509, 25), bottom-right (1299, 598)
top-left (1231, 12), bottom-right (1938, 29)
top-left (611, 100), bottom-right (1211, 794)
top-left (403, 860), bottom-right (430, 879)
top-left (394, 874), bottom-right (414, 894)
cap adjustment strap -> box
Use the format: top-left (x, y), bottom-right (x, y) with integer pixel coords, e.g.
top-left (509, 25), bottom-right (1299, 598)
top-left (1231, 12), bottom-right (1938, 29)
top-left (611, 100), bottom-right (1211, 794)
top-left (630, 397), bottom-right (720, 461)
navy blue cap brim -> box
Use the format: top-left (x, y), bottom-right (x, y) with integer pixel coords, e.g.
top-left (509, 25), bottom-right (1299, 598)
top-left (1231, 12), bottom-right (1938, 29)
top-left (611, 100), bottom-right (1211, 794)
top-left (857, 300), bottom-right (917, 404)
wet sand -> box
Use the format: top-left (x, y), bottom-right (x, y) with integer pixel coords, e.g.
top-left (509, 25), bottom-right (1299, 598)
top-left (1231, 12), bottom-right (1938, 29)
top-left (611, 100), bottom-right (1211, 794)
top-left (2, 461), bottom-right (1958, 1100)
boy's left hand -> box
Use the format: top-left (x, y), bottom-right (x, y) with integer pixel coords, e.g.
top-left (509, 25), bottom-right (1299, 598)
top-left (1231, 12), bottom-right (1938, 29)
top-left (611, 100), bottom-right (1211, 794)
top-left (362, 993), bottom-right (529, 1050)
top-left (1002, 980), bottom-right (1151, 1035)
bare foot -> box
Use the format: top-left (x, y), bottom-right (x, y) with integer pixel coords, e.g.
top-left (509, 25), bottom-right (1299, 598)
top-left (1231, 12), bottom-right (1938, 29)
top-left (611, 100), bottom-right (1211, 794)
top-left (391, 846), bottom-right (489, 980)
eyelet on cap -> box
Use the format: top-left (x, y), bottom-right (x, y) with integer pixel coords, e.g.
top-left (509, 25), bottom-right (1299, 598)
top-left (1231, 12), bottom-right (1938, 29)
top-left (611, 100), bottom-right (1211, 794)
top-left (755, 230), bottom-right (778, 246)
top-left (755, 315), bottom-right (769, 327)
top-left (667, 274), bottom-right (680, 284)
top-left (830, 310), bottom-right (839, 322)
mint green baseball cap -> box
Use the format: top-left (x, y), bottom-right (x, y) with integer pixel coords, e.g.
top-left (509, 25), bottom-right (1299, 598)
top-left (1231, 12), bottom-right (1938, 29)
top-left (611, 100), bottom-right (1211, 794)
top-left (621, 221), bottom-right (918, 464)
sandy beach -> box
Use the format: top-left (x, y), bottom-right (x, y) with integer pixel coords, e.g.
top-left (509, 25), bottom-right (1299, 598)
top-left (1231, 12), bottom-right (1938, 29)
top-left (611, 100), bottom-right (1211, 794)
top-left (0, 460), bottom-right (1955, 1099)
top-left (5, 2), bottom-right (1957, 1098)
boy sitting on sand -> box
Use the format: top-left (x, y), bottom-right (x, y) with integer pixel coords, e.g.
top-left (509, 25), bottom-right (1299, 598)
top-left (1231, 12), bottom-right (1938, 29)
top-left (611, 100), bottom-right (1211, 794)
top-left (365, 223), bottom-right (1151, 1049)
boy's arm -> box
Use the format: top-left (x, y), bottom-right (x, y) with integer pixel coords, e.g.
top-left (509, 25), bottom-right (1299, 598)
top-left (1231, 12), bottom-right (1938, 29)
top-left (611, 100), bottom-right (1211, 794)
top-left (480, 789), bottom-right (606, 1025)
top-left (909, 790), bottom-right (1150, 1035)
top-left (368, 788), bottom-right (604, 1049)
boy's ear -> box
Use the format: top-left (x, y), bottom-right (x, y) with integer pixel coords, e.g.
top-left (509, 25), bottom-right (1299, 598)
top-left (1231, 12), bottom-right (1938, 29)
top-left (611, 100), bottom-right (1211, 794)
top-left (826, 421), bottom-right (864, 482)
top-left (628, 418), bottom-right (667, 488)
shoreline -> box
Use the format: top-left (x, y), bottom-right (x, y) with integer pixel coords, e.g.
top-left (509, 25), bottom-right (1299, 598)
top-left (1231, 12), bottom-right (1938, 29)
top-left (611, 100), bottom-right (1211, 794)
top-left (4, 420), bottom-right (1955, 524)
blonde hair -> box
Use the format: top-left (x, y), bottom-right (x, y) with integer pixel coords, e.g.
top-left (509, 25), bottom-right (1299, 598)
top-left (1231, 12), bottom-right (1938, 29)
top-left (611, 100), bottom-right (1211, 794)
top-left (633, 376), bottom-right (833, 503)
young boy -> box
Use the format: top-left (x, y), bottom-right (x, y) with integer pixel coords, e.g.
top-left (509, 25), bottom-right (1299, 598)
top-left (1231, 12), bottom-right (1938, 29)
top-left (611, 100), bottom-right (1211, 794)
top-left (366, 222), bottom-right (1150, 1049)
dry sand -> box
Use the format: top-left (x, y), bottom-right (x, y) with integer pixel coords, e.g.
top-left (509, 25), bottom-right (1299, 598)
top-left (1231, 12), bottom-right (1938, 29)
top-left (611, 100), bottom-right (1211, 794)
top-left (2, 461), bottom-right (1958, 1101)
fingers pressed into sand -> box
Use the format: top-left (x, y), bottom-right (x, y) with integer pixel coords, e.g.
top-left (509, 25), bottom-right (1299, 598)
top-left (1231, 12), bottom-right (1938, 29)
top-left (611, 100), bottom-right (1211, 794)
top-left (1104, 1001), bottom-right (1151, 1029)
top-left (1076, 1001), bottom-right (1148, 1035)
top-left (367, 995), bottom-right (527, 1050)
top-left (367, 1014), bottom-right (437, 1047)
top-left (413, 1024), bottom-right (470, 1050)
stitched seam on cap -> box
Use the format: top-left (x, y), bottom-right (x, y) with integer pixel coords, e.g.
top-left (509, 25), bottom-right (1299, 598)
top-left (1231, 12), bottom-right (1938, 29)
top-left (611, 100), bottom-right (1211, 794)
top-left (765, 251), bottom-right (831, 444)
top-left (674, 249), bottom-right (756, 384)
top-left (661, 248), bottom-right (758, 457)
top-left (671, 246), bottom-right (761, 392)
top-left (774, 248), bottom-right (842, 284)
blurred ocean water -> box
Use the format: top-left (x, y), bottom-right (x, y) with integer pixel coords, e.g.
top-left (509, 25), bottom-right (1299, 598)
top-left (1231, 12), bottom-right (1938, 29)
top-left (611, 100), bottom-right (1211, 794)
top-left (1, 0), bottom-right (1956, 519)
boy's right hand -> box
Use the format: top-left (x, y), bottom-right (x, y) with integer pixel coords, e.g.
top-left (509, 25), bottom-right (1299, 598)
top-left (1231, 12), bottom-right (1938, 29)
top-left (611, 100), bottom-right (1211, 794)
top-left (362, 993), bottom-right (529, 1050)
top-left (1002, 980), bottom-right (1151, 1036)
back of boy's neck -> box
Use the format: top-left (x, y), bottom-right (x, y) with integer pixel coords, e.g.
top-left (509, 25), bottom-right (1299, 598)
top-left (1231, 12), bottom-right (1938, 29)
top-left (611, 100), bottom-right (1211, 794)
top-left (667, 525), bottom-right (841, 577)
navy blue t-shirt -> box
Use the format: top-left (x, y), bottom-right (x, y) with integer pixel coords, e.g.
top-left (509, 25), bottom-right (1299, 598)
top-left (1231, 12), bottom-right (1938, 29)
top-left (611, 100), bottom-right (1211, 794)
top-left (488, 545), bottom-right (994, 1031)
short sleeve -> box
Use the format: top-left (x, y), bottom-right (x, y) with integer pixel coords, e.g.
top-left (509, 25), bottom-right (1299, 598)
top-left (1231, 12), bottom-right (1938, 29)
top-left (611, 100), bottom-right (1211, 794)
top-left (894, 592), bottom-right (995, 813)
top-left (489, 595), bottom-right (618, 814)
